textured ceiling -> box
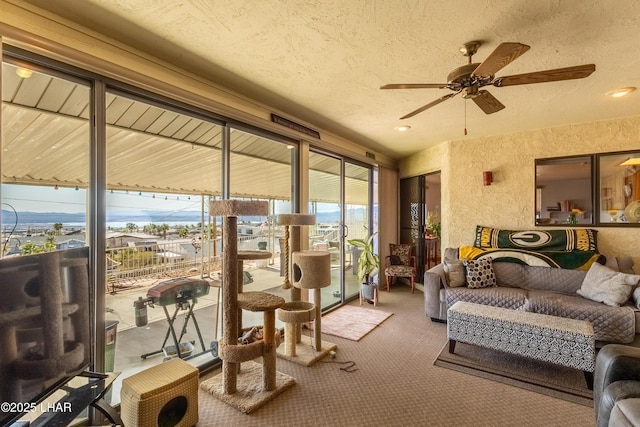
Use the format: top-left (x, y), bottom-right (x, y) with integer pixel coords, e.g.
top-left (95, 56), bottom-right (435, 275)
top-left (21, 0), bottom-right (640, 160)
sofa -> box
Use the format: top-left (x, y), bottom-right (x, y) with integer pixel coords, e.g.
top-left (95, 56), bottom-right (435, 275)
top-left (424, 247), bottom-right (640, 344)
top-left (594, 344), bottom-right (640, 426)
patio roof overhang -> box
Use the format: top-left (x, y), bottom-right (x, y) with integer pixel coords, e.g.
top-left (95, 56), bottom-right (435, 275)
top-left (1, 63), bottom-right (369, 204)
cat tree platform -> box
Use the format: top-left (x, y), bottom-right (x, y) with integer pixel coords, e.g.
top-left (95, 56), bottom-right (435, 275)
top-left (201, 200), bottom-right (295, 413)
top-left (276, 251), bottom-right (336, 366)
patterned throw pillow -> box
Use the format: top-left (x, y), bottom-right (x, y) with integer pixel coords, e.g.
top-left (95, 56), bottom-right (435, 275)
top-left (463, 257), bottom-right (496, 289)
top-left (444, 259), bottom-right (466, 287)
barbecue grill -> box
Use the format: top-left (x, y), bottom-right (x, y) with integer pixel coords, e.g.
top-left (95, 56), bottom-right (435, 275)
top-left (140, 277), bottom-right (210, 360)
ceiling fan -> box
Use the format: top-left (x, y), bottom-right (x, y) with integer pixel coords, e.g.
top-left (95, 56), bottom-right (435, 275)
top-left (381, 41), bottom-right (595, 119)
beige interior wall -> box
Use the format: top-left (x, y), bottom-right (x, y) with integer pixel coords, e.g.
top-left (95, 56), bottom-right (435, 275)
top-left (400, 116), bottom-right (640, 269)
top-left (377, 166), bottom-right (399, 271)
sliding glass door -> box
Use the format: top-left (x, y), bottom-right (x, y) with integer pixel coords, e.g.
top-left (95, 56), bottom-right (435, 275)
top-left (308, 150), bottom-right (373, 310)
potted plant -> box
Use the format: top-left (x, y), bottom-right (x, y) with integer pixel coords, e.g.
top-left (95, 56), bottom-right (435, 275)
top-left (348, 232), bottom-right (380, 302)
top-left (426, 211), bottom-right (441, 238)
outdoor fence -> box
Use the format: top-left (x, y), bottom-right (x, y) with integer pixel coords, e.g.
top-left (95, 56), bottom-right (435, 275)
top-left (104, 221), bottom-right (368, 293)
top-left (106, 238), bottom-right (220, 292)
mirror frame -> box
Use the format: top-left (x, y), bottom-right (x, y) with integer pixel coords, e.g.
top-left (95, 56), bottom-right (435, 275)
top-left (535, 155), bottom-right (594, 227)
top-left (597, 150), bottom-right (640, 226)
top-left (535, 150), bottom-right (640, 227)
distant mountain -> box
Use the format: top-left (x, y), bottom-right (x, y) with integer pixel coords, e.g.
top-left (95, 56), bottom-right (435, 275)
top-left (2, 208), bottom-right (348, 226)
top-left (2, 210), bottom-right (86, 225)
top-left (1, 209), bottom-right (203, 226)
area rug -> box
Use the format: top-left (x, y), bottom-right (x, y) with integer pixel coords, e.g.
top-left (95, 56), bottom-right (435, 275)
top-left (307, 305), bottom-right (394, 341)
top-left (434, 341), bottom-right (593, 406)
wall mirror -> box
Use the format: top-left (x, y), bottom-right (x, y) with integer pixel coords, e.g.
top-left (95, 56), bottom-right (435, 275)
top-left (535, 150), bottom-right (640, 226)
top-left (535, 156), bottom-right (593, 226)
top-left (599, 151), bottom-right (640, 224)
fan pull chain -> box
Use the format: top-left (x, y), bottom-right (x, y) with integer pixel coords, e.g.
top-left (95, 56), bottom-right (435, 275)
top-left (464, 100), bottom-right (468, 136)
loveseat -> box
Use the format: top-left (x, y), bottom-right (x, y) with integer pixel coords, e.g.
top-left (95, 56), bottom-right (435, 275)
top-left (424, 247), bottom-right (640, 344)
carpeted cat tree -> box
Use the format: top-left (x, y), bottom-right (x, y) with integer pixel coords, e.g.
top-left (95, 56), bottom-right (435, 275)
top-left (275, 213), bottom-right (336, 366)
top-left (200, 200), bottom-right (294, 414)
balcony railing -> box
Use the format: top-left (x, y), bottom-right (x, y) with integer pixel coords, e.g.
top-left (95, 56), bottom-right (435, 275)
top-left (107, 238), bottom-right (215, 292)
top-left (105, 235), bottom-right (283, 293)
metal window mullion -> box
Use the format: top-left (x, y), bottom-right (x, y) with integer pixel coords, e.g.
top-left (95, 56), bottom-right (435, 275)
top-left (90, 80), bottom-right (107, 372)
top-left (222, 124), bottom-right (231, 199)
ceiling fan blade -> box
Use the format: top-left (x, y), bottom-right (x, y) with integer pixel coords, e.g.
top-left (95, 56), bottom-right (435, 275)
top-left (472, 90), bottom-right (505, 114)
top-left (381, 83), bottom-right (449, 89)
top-left (472, 42), bottom-right (531, 77)
top-left (400, 93), bottom-right (458, 119)
top-left (493, 64), bottom-right (596, 87)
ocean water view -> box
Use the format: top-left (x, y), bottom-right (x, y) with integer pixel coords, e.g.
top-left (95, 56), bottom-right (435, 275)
top-left (3, 221), bottom-right (203, 233)
top-left (1, 208), bottom-right (346, 233)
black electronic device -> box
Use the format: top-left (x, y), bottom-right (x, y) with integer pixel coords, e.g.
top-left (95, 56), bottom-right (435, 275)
top-left (0, 247), bottom-right (91, 426)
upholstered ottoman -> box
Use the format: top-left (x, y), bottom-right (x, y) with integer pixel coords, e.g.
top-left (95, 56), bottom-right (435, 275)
top-left (120, 358), bottom-right (199, 427)
top-left (447, 301), bottom-right (595, 388)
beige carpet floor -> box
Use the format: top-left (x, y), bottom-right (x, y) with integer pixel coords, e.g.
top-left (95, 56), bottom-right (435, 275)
top-left (197, 286), bottom-right (594, 426)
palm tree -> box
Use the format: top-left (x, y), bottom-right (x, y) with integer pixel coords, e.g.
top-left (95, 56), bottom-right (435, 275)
top-left (143, 223), bottom-right (157, 235)
top-left (158, 223), bottom-right (169, 239)
top-left (53, 222), bottom-right (63, 236)
top-left (126, 222), bottom-right (137, 233)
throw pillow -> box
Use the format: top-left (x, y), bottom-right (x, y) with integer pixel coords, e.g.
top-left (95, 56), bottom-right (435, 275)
top-left (444, 259), bottom-right (466, 287)
top-left (389, 255), bottom-right (403, 265)
top-left (577, 262), bottom-right (640, 307)
top-left (463, 257), bottom-right (496, 289)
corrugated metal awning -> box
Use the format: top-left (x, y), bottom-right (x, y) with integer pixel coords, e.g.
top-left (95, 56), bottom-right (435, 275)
top-left (2, 63), bottom-right (369, 204)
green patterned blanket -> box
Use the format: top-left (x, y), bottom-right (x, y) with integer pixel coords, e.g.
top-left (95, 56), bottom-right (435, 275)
top-left (465, 226), bottom-right (603, 270)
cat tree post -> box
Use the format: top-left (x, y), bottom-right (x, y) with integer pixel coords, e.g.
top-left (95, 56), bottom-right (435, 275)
top-left (276, 250), bottom-right (337, 365)
top-left (292, 251), bottom-right (331, 350)
top-left (201, 200), bottom-right (295, 413)
top-left (276, 214), bottom-right (315, 342)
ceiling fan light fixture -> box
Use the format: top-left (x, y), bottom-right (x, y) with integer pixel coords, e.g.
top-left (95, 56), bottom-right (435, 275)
top-left (394, 125), bottom-right (411, 132)
top-left (462, 86), bottom-right (479, 99)
top-left (607, 87), bottom-right (636, 98)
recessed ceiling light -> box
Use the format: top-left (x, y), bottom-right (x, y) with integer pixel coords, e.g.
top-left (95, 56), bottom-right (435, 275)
top-left (394, 125), bottom-right (411, 132)
top-left (15, 67), bottom-right (33, 78)
top-left (607, 87), bottom-right (636, 98)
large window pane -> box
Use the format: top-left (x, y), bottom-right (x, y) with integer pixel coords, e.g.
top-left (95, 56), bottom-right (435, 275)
top-left (344, 162), bottom-right (371, 297)
top-left (2, 62), bottom-right (91, 424)
top-left (309, 152), bottom-right (342, 309)
top-left (105, 91), bottom-right (223, 387)
top-left (229, 129), bottom-right (294, 328)
top-left (309, 151), bottom-right (373, 309)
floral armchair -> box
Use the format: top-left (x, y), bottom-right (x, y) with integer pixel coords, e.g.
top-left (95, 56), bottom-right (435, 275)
top-left (384, 243), bottom-right (416, 293)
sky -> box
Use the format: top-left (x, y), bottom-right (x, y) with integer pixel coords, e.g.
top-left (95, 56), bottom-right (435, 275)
top-left (1, 184), bottom-right (341, 215)
top-left (2, 184), bottom-right (200, 213)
